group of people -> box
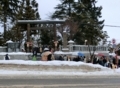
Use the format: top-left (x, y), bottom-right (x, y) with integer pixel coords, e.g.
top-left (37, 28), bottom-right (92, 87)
top-left (20, 39), bottom-right (120, 69)
top-left (22, 39), bottom-right (61, 57)
top-left (56, 55), bottom-right (86, 62)
top-left (92, 54), bottom-right (120, 69)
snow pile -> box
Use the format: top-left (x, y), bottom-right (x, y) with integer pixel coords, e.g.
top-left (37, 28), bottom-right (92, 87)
top-left (0, 60), bottom-right (120, 76)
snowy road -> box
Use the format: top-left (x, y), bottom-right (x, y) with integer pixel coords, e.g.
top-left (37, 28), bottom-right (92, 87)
top-left (0, 76), bottom-right (120, 88)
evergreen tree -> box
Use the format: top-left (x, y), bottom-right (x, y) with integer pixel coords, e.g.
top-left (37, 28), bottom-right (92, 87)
top-left (16, 0), bottom-right (40, 21)
top-left (0, 0), bottom-right (20, 40)
top-left (40, 28), bottom-right (54, 45)
top-left (11, 0), bottom-right (40, 42)
top-left (52, 0), bottom-right (78, 40)
top-left (15, 0), bottom-right (40, 31)
top-left (51, 0), bottom-right (75, 19)
top-left (51, 0), bottom-right (109, 45)
top-left (74, 0), bottom-right (109, 45)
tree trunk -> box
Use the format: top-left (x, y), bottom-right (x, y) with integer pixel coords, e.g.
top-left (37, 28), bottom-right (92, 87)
top-left (3, 14), bottom-right (7, 40)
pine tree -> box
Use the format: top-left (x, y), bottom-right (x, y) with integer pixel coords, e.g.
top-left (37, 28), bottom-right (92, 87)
top-left (40, 28), bottom-right (54, 45)
top-left (51, 0), bottom-right (75, 19)
top-left (52, 0), bottom-right (79, 41)
top-left (16, 0), bottom-right (40, 20)
top-left (0, 0), bottom-right (20, 40)
top-left (51, 0), bottom-right (109, 45)
top-left (74, 0), bottom-right (109, 45)
top-left (15, 0), bottom-right (40, 31)
top-left (11, 0), bottom-right (40, 42)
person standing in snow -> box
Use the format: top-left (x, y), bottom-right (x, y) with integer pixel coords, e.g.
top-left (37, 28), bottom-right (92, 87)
top-left (32, 39), bottom-right (39, 56)
top-left (4, 54), bottom-right (10, 60)
top-left (63, 55), bottom-right (68, 61)
top-left (24, 41), bottom-right (27, 52)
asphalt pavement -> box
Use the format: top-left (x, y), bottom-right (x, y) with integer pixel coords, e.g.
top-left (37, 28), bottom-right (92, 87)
top-left (0, 76), bottom-right (120, 88)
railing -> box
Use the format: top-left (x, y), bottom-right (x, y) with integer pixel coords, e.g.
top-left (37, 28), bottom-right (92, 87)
top-left (0, 45), bottom-right (108, 52)
top-left (72, 45), bottom-right (108, 52)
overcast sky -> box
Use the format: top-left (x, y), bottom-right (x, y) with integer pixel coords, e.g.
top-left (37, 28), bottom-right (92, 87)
top-left (37, 0), bottom-right (120, 43)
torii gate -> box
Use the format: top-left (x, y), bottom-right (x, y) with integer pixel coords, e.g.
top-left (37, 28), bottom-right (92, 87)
top-left (17, 20), bottom-right (67, 50)
top-left (17, 20), bottom-right (65, 42)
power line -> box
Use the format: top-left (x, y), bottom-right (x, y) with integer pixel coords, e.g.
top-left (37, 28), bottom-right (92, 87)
top-left (80, 23), bottom-right (120, 28)
top-left (104, 25), bottom-right (120, 28)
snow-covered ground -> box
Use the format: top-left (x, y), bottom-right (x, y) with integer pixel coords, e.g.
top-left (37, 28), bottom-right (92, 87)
top-left (0, 60), bottom-right (120, 76)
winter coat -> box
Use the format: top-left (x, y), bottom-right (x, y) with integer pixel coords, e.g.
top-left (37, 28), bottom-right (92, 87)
top-left (4, 54), bottom-right (10, 60)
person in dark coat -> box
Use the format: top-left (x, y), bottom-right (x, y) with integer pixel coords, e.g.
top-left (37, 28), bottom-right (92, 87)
top-left (4, 54), bottom-right (10, 60)
top-left (93, 57), bottom-right (98, 64)
top-left (73, 56), bottom-right (80, 62)
top-left (47, 54), bottom-right (52, 61)
top-left (32, 40), bottom-right (39, 57)
top-left (58, 55), bottom-right (64, 61)
top-left (24, 42), bottom-right (27, 53)
top-left (98, 57), bottom-right (104, 66)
